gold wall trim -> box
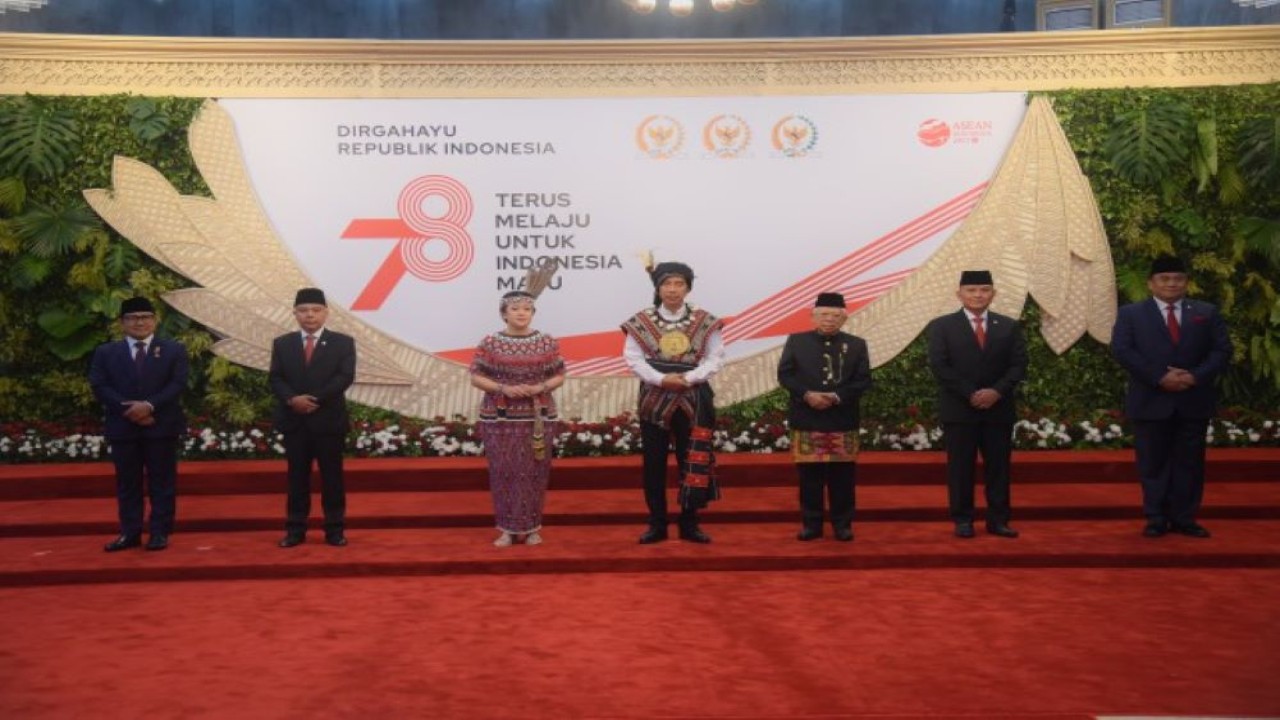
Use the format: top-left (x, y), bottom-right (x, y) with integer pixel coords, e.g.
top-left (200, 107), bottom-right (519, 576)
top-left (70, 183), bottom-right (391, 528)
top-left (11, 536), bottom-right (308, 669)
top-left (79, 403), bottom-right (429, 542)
top-left (2, 27), bottom-right (1278, 97)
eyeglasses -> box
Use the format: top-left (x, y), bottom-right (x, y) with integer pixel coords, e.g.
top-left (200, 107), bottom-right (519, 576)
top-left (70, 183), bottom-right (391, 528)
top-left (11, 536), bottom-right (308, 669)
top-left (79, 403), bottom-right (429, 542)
top-left (122, 313), bottom-right (156, 322)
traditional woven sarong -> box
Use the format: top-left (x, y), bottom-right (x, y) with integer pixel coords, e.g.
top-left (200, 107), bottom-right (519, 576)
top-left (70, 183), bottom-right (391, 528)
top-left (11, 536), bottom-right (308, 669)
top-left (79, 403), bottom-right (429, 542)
top-left (791, 430), bottom-right (860, 464)
top-left (479, 420), bottom-right (558, 533)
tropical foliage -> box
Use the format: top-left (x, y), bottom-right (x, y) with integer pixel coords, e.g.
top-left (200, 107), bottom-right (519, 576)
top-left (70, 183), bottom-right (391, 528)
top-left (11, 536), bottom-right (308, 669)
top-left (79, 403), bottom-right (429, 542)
top-left (0, 86), bottom-right (1278, 448)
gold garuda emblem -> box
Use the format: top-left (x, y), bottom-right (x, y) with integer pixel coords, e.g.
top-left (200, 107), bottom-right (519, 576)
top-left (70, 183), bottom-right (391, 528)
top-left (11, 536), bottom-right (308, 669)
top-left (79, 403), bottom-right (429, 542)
top-left (659, 330), bottom-right (691, 359)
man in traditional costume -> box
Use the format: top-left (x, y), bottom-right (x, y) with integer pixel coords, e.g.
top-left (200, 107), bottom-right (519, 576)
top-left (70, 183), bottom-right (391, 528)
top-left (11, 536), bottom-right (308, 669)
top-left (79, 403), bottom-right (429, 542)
top-left (776, 292), bottom-right (872, 541)
top-left (622, 261), bottom-right (724, 544)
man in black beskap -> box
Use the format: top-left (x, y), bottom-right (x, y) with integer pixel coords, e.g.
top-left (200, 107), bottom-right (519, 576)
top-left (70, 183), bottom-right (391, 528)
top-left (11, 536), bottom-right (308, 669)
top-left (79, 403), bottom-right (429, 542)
top-left (776, 292), bottom-right (872, 542)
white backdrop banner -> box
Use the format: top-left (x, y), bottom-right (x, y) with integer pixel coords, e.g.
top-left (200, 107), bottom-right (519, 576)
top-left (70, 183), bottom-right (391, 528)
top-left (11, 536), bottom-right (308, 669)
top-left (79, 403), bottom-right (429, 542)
top-left (220, 93), bottom-right (1026, 374)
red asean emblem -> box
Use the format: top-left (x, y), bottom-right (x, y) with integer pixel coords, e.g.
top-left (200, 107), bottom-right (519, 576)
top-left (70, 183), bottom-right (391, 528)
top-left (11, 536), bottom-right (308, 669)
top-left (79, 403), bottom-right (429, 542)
top-left (342, 175), bottom-right (475, 311)
top-left (917, 118), bottom-right (951, 148)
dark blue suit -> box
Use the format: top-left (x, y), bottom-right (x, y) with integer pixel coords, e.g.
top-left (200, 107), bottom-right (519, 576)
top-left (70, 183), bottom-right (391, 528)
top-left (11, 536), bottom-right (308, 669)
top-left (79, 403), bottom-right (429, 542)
top-left (1111, 297), bottom-right (1230, 526)
top-left (88, 337), bottom-right (188, 537)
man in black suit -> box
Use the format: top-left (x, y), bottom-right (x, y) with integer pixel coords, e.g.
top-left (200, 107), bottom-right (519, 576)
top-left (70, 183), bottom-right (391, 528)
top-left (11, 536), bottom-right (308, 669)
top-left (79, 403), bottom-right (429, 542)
top-left (89, 296), bottom-right (189, 552)
top-left (270, 288), bottom-right (357, 548)
top-left (776, 292), bottom-right (873, 542)
top-left (926, 270), bottom-right (1027, 539)
top-left (1111, 255), bottom-right (1230, 538)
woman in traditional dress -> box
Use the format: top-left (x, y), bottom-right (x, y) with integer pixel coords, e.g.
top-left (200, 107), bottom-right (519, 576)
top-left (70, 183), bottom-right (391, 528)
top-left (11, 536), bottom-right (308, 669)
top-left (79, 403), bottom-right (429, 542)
top-left (469, 286), bottom-right (566, 547)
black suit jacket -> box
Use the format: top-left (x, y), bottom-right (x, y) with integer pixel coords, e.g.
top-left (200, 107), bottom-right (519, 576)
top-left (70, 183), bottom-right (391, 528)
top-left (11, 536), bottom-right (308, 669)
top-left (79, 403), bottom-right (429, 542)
top-left (1111, 297), bottom-right (1230, 421)
top-left (776, 330), bottom-right (873, 432)
top-left (88, 337), bottom-right (188, 441)
top-left (269, 329), bottom-right (356, 435)
top-left (926, 309), bottom-right (1027, 424)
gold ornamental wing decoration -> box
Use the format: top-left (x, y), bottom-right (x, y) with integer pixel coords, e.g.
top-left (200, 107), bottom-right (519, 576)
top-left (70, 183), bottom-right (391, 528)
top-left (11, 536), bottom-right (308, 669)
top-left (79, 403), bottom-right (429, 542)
top-left (846, 94), bottom-right (1116, 364)
top-left (84, 94), bottom-right (1110, 420)
top-left (83, 100), bottom-right (478, 420)
top-left (709, 95), bottom-right (1114, 409)
top-left (82, 99), bottom-right (656, 421)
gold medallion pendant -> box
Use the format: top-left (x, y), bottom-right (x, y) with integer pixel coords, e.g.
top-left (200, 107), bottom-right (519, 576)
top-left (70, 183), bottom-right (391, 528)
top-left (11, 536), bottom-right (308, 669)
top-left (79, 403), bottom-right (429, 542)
top-left (659, 330), bottom-right (691, 359)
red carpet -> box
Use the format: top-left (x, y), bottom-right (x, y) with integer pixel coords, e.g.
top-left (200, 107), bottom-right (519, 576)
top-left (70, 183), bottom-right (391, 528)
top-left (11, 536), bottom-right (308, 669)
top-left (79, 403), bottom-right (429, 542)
top-left (1, 450), bottom-right (1278, 718)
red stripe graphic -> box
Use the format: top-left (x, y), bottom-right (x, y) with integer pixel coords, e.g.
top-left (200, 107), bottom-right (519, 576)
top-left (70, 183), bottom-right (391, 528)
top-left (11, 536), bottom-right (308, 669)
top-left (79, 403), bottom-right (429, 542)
top-left (724, 182), bottom-right (985, 342)
top-left (435, 184), bottom-right (986, 374)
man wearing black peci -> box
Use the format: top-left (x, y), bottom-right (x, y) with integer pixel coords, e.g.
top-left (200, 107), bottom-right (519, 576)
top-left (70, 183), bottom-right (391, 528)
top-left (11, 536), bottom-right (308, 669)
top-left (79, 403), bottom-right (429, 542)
top-left (89, 296), bottom-right (189, 552)
top-left (926, 270), bottom-right (1027, 539)
top-left (1111, 255), bottom-right (1230, 538)
top-left (776, 292), bottom-right (873, 542)
top-left (270, 288), bottom-right (357, 548)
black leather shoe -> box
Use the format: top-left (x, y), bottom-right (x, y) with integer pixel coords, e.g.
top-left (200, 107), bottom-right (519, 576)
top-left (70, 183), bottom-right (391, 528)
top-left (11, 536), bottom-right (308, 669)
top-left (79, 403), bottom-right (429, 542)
top-left (278, 534), bottom-right (306, 548)
top-left (954, 522), bottom-right (975, 539)
top-left (638, 526), bottom-right (668, 544)
top-left (986, 523), bottom-right (1019, 539)
top-left (678, 525), bottom-right (712, 544)
top-left (833, 526), bottom-right (854, 542)
top-left (325, 533), bottom-right (348, 547)
top-left (104, 534), bottom-right (142, 552)
top-left (145, 534), bottom-right (169, 551)
top-left (1171, 522), bottom-right (1211, 538)
top-left (1142, 521), bottom-right (1168, 538)
top-left (796, 527), bottom-right (822, 541)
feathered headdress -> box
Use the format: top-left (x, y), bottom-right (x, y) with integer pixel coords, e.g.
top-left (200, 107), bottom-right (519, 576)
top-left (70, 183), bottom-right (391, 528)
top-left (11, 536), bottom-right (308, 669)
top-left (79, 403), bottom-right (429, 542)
top-left (500, 257), bottom-right (559, 308)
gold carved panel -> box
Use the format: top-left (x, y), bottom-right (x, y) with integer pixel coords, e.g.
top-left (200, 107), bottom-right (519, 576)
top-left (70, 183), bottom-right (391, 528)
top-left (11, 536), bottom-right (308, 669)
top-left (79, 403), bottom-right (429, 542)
top-left (1, 27), bottom-right (1277, 97)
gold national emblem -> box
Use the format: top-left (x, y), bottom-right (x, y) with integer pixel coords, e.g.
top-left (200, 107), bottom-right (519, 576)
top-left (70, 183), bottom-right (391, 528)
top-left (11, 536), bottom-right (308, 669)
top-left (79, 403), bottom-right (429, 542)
top-left (658, 330), bottom-right (691, 359)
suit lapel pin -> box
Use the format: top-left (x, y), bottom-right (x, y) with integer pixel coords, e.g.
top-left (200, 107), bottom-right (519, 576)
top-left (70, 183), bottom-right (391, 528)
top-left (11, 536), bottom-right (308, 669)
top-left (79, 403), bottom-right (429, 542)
top-left (153, 346), bottom-right (162, 358)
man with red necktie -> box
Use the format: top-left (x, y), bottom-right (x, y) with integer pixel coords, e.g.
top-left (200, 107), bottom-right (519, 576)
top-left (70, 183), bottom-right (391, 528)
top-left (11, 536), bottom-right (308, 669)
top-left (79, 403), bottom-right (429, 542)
top-left (926, 270), bottom-right (1028, 540)
top-left (270, 288), bottom-right (357, 548)
top-left (1111, 255), bottom-right (1231, 538)
top-left (89, 296), bottom-right (189, 552)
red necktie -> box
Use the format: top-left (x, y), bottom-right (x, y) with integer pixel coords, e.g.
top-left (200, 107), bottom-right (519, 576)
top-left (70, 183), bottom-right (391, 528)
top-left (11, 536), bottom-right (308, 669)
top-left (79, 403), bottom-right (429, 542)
top-left (972, 316), bottom-right (986, 349)
top-left (133, 341), bottom-right (147, 371)
top-left (1166, 304), bottom-right (1180, 343)
top-left (303, 334), bottom-right (316, 365)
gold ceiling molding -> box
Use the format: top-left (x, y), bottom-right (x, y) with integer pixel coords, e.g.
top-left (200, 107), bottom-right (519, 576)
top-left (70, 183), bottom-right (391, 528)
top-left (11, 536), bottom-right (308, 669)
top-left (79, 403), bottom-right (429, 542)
top-left (0, 27), bottom-right (1278, 97)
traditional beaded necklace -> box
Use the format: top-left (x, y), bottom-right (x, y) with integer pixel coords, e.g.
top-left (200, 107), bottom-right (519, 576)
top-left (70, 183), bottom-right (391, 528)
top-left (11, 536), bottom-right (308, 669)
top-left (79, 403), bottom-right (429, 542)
top-left (647, 303), bottom-right (696, 332)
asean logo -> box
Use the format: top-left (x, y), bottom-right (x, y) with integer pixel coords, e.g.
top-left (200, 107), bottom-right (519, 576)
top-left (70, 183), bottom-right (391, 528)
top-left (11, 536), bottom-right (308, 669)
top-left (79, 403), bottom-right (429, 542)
top-left (771, 115), bottom-right (818, 157)
top-left (917, 118), bottom-right (952, 148)
top-left (636, 115), bottom-right (685, 159)
top-left (702, 114), bottom-right (751, 158)
top-left (341, 174), bottom-right (475, 311)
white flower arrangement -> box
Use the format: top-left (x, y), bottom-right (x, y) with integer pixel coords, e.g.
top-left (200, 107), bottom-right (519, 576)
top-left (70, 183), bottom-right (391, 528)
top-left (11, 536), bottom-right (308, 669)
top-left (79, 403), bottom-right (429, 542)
top-left (1, 410), bottom-right (1278, 463)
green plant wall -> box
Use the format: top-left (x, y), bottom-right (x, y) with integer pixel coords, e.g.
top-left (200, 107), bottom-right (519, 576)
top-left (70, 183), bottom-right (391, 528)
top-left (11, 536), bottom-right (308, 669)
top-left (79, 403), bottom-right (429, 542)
top-left (1, 87), bottom-right (1277, 427)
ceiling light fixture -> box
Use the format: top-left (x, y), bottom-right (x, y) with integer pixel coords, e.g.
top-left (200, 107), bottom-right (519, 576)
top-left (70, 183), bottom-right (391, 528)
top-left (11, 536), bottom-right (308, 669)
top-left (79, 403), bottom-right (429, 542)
top-left (625, 0), bottom-right (761, 16)
top-left (0, 0), bottom-right (50, 12)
